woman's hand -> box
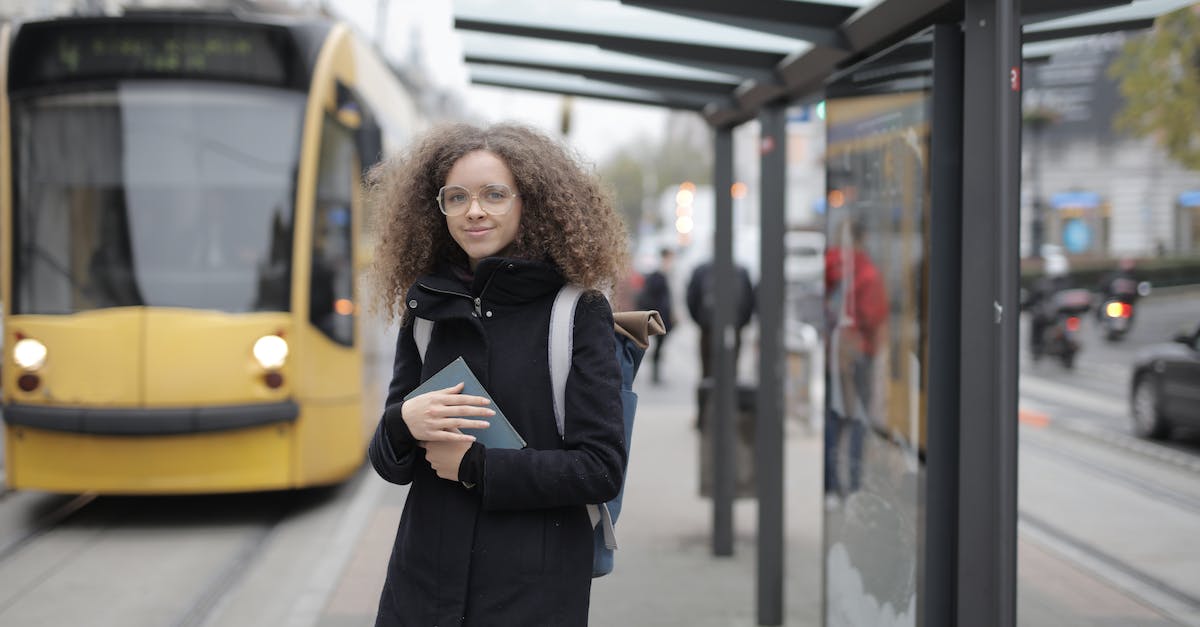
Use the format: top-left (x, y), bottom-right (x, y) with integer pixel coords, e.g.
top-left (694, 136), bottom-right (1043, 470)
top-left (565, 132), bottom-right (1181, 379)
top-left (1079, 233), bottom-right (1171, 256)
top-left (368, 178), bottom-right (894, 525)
top-left (419, 440), bottom-right (473, 481)
top-left (402, 382), bottom-right (493, 442)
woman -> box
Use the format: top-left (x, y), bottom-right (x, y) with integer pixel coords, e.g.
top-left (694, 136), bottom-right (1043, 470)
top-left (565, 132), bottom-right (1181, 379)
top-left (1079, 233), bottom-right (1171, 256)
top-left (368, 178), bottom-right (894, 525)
top-left (366, 122), bottom-right (629, 626)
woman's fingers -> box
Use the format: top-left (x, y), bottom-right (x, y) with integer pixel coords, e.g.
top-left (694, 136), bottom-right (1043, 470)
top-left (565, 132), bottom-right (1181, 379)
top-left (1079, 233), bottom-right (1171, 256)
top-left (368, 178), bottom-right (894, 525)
top-left (421, 428), bottom-right (478, 443)
top-left (402, 384), bottom-right (495, 441)
top-left (432, 403), bottom-right (494, 418)
top-left (438, 390), bottom-right (492, 408)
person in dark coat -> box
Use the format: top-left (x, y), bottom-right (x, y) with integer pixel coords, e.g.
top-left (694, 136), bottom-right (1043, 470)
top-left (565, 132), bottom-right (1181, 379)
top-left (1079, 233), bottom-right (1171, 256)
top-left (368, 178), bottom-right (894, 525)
top-left (685, 259), bottom-right (755, 380)
top-left (635, 248), bottom-right (675, 383)
top-left (365, 122), bottom-right (630, 627)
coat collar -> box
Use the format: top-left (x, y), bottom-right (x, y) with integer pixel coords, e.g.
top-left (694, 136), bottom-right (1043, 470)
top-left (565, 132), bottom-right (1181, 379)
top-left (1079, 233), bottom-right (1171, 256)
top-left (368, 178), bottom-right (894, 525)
top-left (405, 257), bottom-right (566, 321)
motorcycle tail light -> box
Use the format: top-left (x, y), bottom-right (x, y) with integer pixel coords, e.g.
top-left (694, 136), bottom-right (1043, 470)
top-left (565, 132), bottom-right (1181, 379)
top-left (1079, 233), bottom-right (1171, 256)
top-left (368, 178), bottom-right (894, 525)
top-left (1120, 303), bottom-right (1132, 318)
top-left (1066, 317), bottom-right (1081, 332)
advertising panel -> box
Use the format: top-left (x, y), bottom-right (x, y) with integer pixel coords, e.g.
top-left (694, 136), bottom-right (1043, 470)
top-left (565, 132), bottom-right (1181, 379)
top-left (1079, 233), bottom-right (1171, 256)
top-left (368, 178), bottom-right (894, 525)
top-left (823, 71), bottom-right (930, 626)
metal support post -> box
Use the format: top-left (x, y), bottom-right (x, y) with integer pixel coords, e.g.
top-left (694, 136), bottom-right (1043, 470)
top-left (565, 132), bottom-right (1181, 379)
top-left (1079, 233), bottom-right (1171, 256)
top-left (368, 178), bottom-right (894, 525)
top-left (960, 0), bottom-right (1021, 625)
top-left (756, 104), bottom-right (787, 626)
top-left (924, 21), bottom-right (965, 627)
top-left (712, 125), bottom-right (737, 557)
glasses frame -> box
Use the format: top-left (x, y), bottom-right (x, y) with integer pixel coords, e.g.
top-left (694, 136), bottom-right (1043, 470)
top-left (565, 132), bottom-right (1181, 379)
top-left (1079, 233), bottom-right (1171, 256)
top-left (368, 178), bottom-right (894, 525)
top-left (436, 183), bottom-right (521, 217)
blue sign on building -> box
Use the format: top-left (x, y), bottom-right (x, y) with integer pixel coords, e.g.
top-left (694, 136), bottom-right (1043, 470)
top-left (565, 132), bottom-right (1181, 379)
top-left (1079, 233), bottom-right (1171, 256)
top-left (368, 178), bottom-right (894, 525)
top-left (1052, 191), bottom-right (1101, 210)
top-left (1062, 218), bottom-right (1092, 253)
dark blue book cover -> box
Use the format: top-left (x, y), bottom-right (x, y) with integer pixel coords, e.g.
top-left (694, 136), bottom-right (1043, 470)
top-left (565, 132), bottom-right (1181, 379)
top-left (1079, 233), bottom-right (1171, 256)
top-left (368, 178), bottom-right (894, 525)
top-left (404, 357), bottom-right (526, 449)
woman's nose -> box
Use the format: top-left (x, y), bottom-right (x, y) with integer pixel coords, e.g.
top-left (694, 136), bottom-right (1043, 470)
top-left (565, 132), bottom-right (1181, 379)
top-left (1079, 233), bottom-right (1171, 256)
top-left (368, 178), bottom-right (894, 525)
top-left (464, 197), bottom-right (486, 217)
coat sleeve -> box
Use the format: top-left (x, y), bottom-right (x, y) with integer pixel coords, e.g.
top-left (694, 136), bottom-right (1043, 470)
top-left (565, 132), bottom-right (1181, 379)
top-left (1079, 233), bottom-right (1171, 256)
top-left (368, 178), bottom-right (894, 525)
top-left (480, 294), bottom-right (626, 510)
top-left (367, 321), bottom-right (423, 485)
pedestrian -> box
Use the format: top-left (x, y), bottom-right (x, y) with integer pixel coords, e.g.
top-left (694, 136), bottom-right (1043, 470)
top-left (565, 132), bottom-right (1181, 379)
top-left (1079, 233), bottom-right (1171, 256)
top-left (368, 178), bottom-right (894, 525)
top-left (636, 248), bottom-right (676, 383)
top-left (685, 258), bottom-right (755, 380)
top-left (365, 122), bottom-right (629, 627)
top-left (823, 218), bottom-right (887, 505)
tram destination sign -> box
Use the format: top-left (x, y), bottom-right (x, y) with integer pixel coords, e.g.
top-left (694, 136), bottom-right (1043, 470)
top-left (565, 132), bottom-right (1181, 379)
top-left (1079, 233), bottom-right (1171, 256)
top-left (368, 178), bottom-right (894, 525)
top-left (9, 20), bottom-right (300, 91)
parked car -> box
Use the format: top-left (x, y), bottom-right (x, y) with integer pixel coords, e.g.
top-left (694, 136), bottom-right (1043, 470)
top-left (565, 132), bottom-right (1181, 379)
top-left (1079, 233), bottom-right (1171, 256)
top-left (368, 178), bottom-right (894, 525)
top-left (1130, 322), bottom-right (1200, 439)
top-left (785, 230), bottom-right (824, 286)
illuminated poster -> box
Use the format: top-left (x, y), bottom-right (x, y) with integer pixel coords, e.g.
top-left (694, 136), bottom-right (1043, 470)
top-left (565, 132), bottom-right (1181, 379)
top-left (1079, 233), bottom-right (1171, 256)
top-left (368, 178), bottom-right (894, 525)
top-left (823, 83), bottom-right (930, 626)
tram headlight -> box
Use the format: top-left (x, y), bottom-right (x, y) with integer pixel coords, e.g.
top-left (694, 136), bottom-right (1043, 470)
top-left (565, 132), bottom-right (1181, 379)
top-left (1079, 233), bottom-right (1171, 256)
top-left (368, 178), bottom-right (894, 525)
top-left (253, 335), bottom-right (289, 369)
top-left (13, 338), bottom-right (48, 371)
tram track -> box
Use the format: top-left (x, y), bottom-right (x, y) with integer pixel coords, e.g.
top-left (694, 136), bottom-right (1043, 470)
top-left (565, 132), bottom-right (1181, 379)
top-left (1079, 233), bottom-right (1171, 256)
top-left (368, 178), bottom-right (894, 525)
top-left (0, 492), bottom-right (97, 565)
top-left (1019, 512), bottom-right (1200, 626)
top-left (171, 501), bottom-right (295, 627)
top-left (1020, 429), bottom-right (1200, 626)
top-left (1021, 436), bottom-right (1200, 514)
top-left (0, 489), bottom-right (310, 627)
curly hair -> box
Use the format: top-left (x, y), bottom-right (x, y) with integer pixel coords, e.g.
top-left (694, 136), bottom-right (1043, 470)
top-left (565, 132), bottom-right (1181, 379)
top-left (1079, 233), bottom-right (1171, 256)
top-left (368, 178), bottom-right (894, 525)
top-left (366, 122), bottom-right (629, 321)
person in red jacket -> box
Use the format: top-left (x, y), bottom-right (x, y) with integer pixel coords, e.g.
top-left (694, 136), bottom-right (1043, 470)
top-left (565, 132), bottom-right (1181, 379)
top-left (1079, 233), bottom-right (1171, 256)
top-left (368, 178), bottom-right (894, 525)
top-left (824, 218), bottom-right (888, 505)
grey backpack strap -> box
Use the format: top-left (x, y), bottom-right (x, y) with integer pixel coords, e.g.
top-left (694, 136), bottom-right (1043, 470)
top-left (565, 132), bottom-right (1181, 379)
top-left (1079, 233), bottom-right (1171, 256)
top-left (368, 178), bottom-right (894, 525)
top-left (548, 284), bottom-right (584, 438)
top-left (548, 285), bottom-right (615, 545)
top-left (413, 317), bottom-right (433, 363)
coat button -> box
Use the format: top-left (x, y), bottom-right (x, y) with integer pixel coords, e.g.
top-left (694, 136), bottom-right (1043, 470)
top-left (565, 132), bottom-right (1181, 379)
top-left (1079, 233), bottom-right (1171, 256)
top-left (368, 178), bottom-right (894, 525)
top-left (507, 263), bottom-right (515, 271)
top-left (408, 299), bottom-right (418, 309)
top-left (485, 311), bottom-right (493, 317)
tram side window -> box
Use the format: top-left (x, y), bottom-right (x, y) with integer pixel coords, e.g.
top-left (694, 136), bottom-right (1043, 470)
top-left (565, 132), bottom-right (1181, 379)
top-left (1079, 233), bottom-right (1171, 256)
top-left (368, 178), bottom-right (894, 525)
top-left (310, 115), bottom-right (357, 345)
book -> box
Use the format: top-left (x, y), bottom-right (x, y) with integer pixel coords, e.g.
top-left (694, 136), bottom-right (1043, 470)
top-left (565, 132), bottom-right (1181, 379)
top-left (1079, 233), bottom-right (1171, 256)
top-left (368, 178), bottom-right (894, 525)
top-left (404, 356), bottom-right (526, 449)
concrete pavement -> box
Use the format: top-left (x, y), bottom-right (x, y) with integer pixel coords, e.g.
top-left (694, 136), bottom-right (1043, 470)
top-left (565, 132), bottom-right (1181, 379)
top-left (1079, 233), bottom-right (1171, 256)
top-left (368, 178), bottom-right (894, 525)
top-left (311, 322), bottom-right (1188, 626)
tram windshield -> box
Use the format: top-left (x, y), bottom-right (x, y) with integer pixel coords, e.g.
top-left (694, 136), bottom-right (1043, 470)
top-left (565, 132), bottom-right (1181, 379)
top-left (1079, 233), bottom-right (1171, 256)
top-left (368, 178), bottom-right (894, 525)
top-left (9, 82), bottom-right (303, 314)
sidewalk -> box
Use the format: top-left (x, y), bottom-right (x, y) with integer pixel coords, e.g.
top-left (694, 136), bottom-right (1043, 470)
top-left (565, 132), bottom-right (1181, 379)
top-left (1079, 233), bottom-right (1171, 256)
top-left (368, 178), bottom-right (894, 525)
top-left (588, 359), bottom-right (824, 626)
top-left (313, 323), bottom-right (1183, 626)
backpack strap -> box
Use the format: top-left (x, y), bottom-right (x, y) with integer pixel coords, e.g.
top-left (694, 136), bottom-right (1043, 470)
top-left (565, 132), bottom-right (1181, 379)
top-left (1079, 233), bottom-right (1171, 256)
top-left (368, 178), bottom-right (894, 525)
top-left (413, 317), bottom-right (433, 363)
top-left (547, 285), bottom-right (612, 545)
top-left (548, 284), bottom-right (584, 438)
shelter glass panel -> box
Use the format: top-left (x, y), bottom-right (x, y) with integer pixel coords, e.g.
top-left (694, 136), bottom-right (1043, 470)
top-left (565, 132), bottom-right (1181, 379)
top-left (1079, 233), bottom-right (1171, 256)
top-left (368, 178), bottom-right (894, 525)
top-left (822, 39), bottom-right (931, 627)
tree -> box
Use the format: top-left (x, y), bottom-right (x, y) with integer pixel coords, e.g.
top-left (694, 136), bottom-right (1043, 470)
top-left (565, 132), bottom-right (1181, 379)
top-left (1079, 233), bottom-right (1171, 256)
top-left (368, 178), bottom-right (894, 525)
top-left (1109, 6), bottom-right (1200, 170)
top-left (597, 119), bottom-right (713, 234)
top-left (598, 148), bottom-right (647, 234)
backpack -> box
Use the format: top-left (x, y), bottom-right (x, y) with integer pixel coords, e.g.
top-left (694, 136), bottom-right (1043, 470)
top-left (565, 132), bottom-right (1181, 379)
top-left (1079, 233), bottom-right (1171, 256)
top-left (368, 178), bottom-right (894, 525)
top-left (412, 284), bottom-right (664, 577)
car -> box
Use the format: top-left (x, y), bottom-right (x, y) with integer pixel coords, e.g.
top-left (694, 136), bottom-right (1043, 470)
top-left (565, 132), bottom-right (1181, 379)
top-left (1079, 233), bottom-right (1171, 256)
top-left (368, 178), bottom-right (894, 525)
top-left (785, 230), bottom-right (825, 285)
top-left (1130, 322), bottom-right (1200, 439)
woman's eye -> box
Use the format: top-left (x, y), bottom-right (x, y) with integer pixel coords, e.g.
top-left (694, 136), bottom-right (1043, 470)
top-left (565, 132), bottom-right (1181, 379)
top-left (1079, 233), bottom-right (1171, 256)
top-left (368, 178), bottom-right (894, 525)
top-left (484, 190), bottom-right (507, 202)
top-left (448, 192), bottom-right (468, 204)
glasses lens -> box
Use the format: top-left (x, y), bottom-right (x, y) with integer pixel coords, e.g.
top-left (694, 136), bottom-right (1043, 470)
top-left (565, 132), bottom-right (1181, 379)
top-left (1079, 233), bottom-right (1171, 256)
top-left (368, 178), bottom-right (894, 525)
top-left (439, 185), bottom-right (470, 215)
top-left (481, 184), bottom-right (513, 213)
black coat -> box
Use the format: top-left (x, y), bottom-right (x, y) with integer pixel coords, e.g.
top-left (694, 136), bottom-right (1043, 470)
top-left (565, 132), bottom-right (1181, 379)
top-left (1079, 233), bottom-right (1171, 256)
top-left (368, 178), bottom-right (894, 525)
top-left (368, 257), bottom-right (625, 627)
top-left (636, 270), bottom-right (673, 333)
top-left (685, 261), bottom-right (755, 330)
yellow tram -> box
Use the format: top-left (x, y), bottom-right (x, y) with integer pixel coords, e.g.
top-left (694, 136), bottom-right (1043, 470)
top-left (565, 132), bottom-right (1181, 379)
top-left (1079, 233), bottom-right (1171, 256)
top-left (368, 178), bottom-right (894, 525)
top-left (1, 9), bottom-right (423, 493)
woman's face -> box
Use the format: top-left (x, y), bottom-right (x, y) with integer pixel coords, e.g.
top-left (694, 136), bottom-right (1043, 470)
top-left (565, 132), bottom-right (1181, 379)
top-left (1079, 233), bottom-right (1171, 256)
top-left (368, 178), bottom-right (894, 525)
top-left (442, 150), bottom-right (523, 270)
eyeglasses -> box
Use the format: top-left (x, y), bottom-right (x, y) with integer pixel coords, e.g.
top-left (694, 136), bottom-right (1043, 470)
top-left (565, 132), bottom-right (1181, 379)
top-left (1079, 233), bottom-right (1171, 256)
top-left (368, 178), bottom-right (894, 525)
top-left (436, 183), bottom-right (520, 216)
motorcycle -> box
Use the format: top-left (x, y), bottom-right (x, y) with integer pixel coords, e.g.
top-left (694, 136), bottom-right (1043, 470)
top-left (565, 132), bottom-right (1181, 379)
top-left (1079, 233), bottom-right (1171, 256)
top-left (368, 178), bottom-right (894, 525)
top-left (1034, 288), bottom-right (1092, 369)
top-left (1095, 279), bottom-right (1151, 342)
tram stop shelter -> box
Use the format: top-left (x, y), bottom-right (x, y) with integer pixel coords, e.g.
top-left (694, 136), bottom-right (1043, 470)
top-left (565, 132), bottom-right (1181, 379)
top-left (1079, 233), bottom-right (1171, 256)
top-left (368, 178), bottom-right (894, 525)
top-left (449, 1), bottom-right (1194, 625)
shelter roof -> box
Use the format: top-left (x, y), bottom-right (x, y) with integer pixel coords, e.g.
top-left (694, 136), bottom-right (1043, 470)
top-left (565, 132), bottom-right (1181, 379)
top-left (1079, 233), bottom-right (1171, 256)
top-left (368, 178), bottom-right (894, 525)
top-left (454, 0), bottom-right (1195, 126)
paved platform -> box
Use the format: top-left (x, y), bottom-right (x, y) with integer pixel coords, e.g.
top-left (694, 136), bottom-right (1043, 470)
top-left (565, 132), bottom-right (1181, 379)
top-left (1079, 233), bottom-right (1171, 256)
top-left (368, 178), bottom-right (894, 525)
top-left (311, 323), bottom-right (1185, 626)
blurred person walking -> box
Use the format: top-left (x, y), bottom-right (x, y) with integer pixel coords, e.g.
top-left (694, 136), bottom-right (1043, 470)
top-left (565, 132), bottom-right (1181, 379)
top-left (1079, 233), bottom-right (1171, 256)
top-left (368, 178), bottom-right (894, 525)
top-left (636, 248), bottom-right (676, 384)
top-left (365, 122), bottom-right (629, 627)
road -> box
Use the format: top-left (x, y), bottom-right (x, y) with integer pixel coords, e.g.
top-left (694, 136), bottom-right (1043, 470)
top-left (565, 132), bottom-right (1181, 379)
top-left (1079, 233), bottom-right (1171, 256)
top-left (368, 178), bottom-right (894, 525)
top-left (1019, 286), bottom-right (1200, 449)
top-left (1017, 286), bottom-right (1200, 626)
